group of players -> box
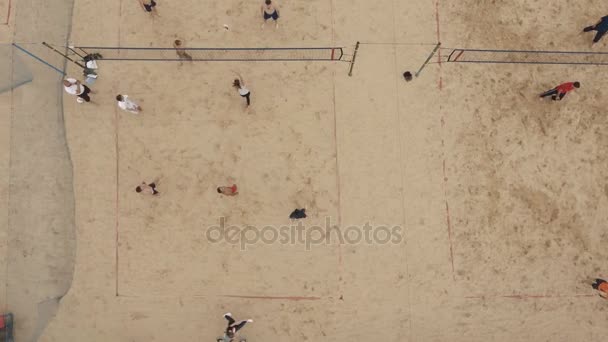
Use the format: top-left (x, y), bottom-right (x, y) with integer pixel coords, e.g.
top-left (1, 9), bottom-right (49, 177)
top-left (62, 4), bottom-right (608, 342)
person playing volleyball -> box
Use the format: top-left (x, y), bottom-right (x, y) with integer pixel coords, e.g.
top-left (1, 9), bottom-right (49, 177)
top-left (261, 0), bottom-right (280, 28)
top-left (539, 81), bottom-right (580, 101)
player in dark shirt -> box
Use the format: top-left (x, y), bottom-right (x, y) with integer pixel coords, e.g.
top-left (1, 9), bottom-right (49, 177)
top-left (583, 15), bottom-right (608, 44)
top-left (222, 313), bottom-right (252, 340)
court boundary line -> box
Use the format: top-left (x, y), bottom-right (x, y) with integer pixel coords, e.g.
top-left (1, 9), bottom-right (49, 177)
top-left (331, 71), bottom-right (344, 294)
top-left (117, 293), bottom-right (330, 301)
top-left (434, 0), bottom-right (456, 282)
top-left (465, 293), bottom-right (596, 300)
top-left (328, 0), bottom-right (343, 297)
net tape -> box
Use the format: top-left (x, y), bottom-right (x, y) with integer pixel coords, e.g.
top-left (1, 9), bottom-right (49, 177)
top-left (73, 46), bottom-right (344, 61)
top-left (447, 48), bottom-right (608, 65)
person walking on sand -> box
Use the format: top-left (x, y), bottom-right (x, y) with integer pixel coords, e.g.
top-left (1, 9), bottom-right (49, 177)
top-left (261, 0), bottom-right (280, 28)
top-left (583, 15), bottom-right (608, 45)
top-left (116, 94), bottom-right (142, 114)
top-left (217, 184), bottom-right (238, 196)
top-left (592, 278), bottom-right (608, 299)
top-left (173, 39), bottom-right (193, 61)
top-left (223, 313), bottom-right (252, 339)
top-left (138, 0), bottom-right (159, 16)
top-left (63, 78), bottom-right (94, 103)
top-left (136, 181), bottom-right (159, 195)
top-left (233, 76), bottom-right (251, 106)
top-left (539, 81), bottom-right (580, 101)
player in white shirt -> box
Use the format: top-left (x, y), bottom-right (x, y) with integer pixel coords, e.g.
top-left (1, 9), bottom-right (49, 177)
top-left (116, 94), bottom-right (142, 114)
top-left (63, 78), bottom-right (93, 102)
top-left (232, 75), bottom-right (251, 106)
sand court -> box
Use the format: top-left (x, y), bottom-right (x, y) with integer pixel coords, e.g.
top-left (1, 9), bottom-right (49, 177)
top-left (2, 0), bottom-right (608, 341)
top-left (110, 61), bottom-right (341, 297)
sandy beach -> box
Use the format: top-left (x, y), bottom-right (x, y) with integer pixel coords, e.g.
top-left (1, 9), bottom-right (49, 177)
top-left (2, 0), bottom-right (608, 341)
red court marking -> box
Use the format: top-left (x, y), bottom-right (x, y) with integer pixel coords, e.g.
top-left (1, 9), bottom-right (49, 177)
top-left (435, 0), bottom-right (454, 280)
top-left (443, 158), bottom-right (455, 280)
top-left (453, 50), bottom-right (465, 62)
top-left (220, 295), bottom-right (322, 301)
top-left (434, 0), bottom-right (442, 91)
top-left (444, 200), bottom-right (455, 280)
top-left (465, 294), bottom-right (596, 300)
top-left (434, 0), bottom-right (441, 43)
top-left (331, 71), bottom-right (343, 295)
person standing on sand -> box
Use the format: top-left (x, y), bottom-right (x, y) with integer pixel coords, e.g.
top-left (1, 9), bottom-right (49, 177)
top-left (403, 71), bottom-right (413, 82)
top-left (138, 0), bottom-right (159, 16)
top-left (233, 75), bottom-right (251, 106)
top-left (539, 81), bottom-right (580, 101)
top-left (116, 94), bottom-right (142, 114)
top-left (136, 182), bottom-right (159, 195)
top-left (592, 278), bottom-right (608, 299)
top-left (217, 184), bottom-right (238, 196)
top-left (63, 78), bottom-right (94, 103)
top-left (173, 39), bottom-right (193, 61)
top-left (223, 313), bottom-right (252, 339)
top-left (261, 0), bottom-right (280, 28)
top-left (583, 15), bottom-right (608, 45)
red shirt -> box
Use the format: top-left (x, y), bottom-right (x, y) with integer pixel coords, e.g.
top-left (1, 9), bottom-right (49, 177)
top-left (556, 82), bottom-right (576, 94)
top-left (600, 282), bottom-right (608, 294)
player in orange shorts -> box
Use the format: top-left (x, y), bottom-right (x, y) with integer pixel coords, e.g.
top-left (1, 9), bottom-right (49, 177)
top-left (592, 278), bottom-right (608, 299)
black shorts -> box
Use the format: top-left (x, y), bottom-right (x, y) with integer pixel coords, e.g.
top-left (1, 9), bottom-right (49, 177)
top-left (594, 29), bottom-right (608, 43)
top-left (78, 85), bottom-right (91, 102)
top-left (144, 0), bottom-right (157, 12)
top-left (264, 11), bottom-right (279, 20)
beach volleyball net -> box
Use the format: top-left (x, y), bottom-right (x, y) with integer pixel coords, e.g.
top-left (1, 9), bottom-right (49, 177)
top-left (444, 48), bottom-right (608, 65)
top-left (51, 45), bottom-right (345, 62)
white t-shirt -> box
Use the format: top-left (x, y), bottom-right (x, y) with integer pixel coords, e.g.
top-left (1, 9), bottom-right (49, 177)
top-left (117, 95), bottom-right (140, 113)
top-left (63, 78), bottom-right (84, 95)
top-left (238, 86), bottom-right (250, 95)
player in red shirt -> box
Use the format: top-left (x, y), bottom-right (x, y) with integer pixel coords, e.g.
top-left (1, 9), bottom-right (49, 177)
top-left (592, 278), bottom-right (608, 299)
top-left (217, 184), bottom-right (238, 196)
top-left (539, 81), bottom-right (580, 101)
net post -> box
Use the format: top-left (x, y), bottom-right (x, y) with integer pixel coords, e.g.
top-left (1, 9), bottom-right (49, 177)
top-left (42, 42), bottom-right (86, 69)
top-left (414, 42), bottom-right (441, 78)
top-left (348, 41), bottom-right (360, 77)
top-left (67, 45), bottom-right (86, 59)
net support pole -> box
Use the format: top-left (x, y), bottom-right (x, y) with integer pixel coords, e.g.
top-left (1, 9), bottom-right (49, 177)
top-left (414, 42), bottom-right (441, 78)
top-left (42, 42), bottom-right (86, 69)
top-left (67, 45), bottom-right (86, 59)
top-left (348, 41), bottom-right (360, 77)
